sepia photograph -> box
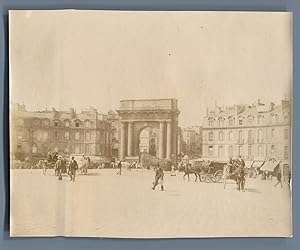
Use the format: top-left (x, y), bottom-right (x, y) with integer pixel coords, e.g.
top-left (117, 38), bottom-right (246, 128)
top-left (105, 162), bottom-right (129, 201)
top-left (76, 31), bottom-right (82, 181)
top-left (9, 10), bottom-right (292, 238)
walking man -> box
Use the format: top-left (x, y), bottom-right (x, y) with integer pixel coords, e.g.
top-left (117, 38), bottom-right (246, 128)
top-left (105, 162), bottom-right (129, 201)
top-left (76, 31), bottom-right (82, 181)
top-left (117, 161), bottom-right (122, 175)
top-left (274, 169), bottom-right (283, 188)
top-left (152, 164), bottom-right (164, 191)
top-left (55, 155), bottom-right (65, 181)
top-left (68, 156), bottom-right (78, 182)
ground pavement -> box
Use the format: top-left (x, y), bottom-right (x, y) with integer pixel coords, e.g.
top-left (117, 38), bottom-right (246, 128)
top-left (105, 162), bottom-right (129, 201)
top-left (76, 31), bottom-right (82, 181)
top-left (10, 169), bottom-right (292, 238)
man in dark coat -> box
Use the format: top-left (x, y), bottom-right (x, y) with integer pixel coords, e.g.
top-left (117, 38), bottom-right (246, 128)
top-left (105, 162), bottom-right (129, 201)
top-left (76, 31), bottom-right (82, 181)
top-left (152, 164), bottom-right (164, 191)
top-left (68, 156), bottom-right (78, 182)
top-left (117, 161), bottom-right (122, 175)
top-left (274, 169), bottom-right (283, 188)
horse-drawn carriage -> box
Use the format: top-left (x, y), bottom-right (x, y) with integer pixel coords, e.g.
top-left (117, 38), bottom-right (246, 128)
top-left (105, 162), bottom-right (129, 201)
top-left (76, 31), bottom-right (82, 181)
top-left (180, 158), bottom-right (226, 183)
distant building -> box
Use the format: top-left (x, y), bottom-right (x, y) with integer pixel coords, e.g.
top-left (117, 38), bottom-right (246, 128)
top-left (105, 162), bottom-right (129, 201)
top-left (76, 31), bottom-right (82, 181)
top-left (182, 126), bottom-right (202, 157)
top-left (139, 127), bottom-right (158, 156)
top-left (202, 100), bottom-right (291, 165)
top-left (10, 103), bottom-right (112, 158)
top-left (107, 110), bottom-right (119, 158)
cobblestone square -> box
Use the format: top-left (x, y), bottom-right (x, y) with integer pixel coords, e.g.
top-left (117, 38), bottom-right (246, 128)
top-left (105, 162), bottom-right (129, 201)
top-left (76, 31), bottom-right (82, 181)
top-left (10, 169), bottom-right (292, 238)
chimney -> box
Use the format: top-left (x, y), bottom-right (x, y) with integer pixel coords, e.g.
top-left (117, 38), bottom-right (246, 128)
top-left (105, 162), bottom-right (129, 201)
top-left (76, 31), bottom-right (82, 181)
top-left (270, 102), bottom-right (275, 111)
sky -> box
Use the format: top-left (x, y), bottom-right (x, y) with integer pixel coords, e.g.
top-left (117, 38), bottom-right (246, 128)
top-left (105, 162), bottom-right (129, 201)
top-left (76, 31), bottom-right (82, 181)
top-left (9, 11), bottom-right (292, 127)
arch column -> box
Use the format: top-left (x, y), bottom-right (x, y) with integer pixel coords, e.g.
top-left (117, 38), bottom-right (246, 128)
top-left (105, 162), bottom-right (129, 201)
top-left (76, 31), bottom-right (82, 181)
top-left (127, 122), bottom-right (134, 157)
top-left (166, 121), bottom-right (172, 159)
top-left (120, 122), bottom-right (127, 160)
top-left (158, 122), bottom-right (165, 158)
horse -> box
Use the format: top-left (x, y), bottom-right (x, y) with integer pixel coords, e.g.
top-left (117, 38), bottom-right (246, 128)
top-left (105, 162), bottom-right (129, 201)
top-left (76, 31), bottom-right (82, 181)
top-left (182, 163), bottom-right (203, 182)
top-left (225, 161), bottom-right (246, 191)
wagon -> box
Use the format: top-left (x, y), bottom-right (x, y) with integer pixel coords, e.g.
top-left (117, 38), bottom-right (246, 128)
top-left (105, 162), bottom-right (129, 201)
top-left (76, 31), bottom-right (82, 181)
top-left (187, 159), bottom-right (226, 183)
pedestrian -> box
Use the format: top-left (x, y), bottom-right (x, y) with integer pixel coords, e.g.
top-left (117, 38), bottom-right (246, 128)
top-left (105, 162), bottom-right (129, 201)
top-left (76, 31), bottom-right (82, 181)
top-left (68, 156), bottom-right (78, 182)
top-left (117, 161), bottom-right (122, 175)
top-left (274, 169), bottom-right (283, 188)
top-left (42, 159), bottom-right (47, 175)
top-left (152, 164), bottom-right (164, 191)
top-left (171, 164), bottom-right (176, 176)
top-left (55, 155), bottom-right (65, 180)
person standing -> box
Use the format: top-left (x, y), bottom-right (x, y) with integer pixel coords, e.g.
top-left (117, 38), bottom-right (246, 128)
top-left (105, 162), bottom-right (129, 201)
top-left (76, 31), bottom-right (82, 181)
top-left (274, 169), bottom-right (283, 188)
top-left (68, 156), bottom-right (78, 182)
top-left (55, 155), bottom-right (65, 181)
top-left (152, 164), bottom-right (164, 191)
top-left (117, 161), bottom-right (122, 175)
top-left (171, 164), bottom-right (176, 176)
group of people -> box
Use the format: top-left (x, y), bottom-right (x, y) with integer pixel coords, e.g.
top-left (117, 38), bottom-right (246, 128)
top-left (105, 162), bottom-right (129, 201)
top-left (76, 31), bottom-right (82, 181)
top-left (42, 153), bottom-right (93, 182)
top-left (54, 155), bottom-right (78, 182)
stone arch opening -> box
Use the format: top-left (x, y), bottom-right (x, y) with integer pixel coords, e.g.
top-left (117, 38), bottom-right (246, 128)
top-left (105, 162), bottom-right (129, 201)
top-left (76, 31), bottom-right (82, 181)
top-left (138, 126), bottom-right (159, 156)
top-left (117, 99), bottom-right (180, 161)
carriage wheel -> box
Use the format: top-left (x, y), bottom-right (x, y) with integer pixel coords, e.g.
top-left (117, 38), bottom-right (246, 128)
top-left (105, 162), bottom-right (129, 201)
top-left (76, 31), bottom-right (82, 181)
top-left (205, 175), bottom-right (212, 183)
top-left (213, 170), bottom-right (223, 183)
top-left (200, 175), bottom-right (205, 182)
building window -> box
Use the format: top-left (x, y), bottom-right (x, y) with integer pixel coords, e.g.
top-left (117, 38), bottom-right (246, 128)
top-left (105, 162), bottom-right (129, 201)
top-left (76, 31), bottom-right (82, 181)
top-left (238, 130), bottom-right (243, 140)
top-left (229, 131), bottom-right (233, 141)
top-left (238, 146), bottom-right (243, 157)
top-left (271, 145), bottom-right (275, 154)
top-left (85, 144), bottom-right (90, 154)
top-left (284, 146), bottom-right (288, 160)
top-left (54, 131), bottom-right (59, 140)
top-left (208, 146), bottom-right (214, 156)
top-left (248, 130), bottom-right (252, 140)
top-left (258, 129), bottom-right (263, 143)
top-left (208, 131), bottom-right (213, 141)
top-left (32, 144), bottom-right (37, 153)
top-left (85, 132), bottom-right (91, 141)
top-left (218, 146), bottom-right (223, 157)
top-left (248, 116), bottom-right (254, 125)
top-left (54, 121), bottom-right (59, 127)
top-left (258, 145), bottom-right (263, 157)
top-left (219, 131), bottom-right (223, 141)
top-left (228, 146), bottom-right (233, 157)
top-left (229, 118), bottom-right (234, 126)
top-left (43, 131), bottom-right (49, 140)
top-left (75, 121), bottom-right (80, 128)
top-left (65, 131), bottom-right (70, 140)
top-left (238, 119), bottom-right (243, 126)
top-left (208, 119), bottom-right (214, 127)
top-left (65, 120), bottom-right (70, 127)
top-left (75, 145), bottom-right (80, 154)
top-left (75, 131), bottom-right (80, 140)
top-left (85, 120), bottom-right (91, 128)
top-left (258, 115), bottom-right (264, 124)
top-left (248, 146), bottom-right (252, 158)
top-left (271, 114), bottom-right (277, 124)
top-left (218, 119), bottom-right (224, 127)
top-left (284, 115), bottom-right (289, 123)
top-left (284, 129), bottom-right (289, 140)
top-left (271, 128), bottom-right (275, 138)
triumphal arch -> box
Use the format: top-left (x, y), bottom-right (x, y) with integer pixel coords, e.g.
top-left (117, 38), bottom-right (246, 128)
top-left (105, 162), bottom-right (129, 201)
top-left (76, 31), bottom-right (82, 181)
top-left (117, 99), bottom-right (180, 160)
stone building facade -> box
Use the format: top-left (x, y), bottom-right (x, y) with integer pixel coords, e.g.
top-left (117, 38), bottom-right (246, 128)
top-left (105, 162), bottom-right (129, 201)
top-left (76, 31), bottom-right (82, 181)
top-left (202, 100), bottom-right (291, 164)
top-left (10, 103), bottom-right (112, 158)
